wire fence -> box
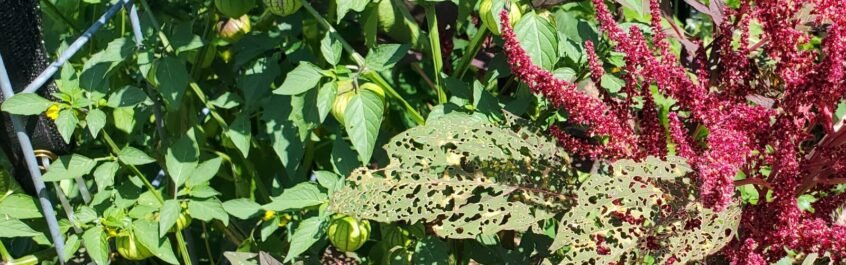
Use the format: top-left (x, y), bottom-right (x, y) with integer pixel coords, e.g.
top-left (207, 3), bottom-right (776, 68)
top-left (0, 0), bottom-right (146, 262)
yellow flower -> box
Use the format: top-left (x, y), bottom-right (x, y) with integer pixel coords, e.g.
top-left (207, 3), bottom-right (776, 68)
top-left (262, 210), bottom-right (276, 221)
top-left (45, 104), bottom-right (60, 120)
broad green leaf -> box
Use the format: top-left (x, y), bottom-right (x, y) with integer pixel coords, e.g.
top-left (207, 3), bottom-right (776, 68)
top-left (259, 217), bottom-right (280, 241)
top-left (159, 200), bottom-right (181, 235)
top-left (1, 93), bottom-right (53, 115)
top-left (227, 114), bottom-right (252, 158)
top-left (75, 206), bottom-right (98, 224)
top-left (601, 74), bottom-right (624, 93)
top-left (514, 12), bottom-right (559, 70)
top-left (186, 157), bottom-right (223, 187)
top-left (211, 92), bottom-right (243, 109)
top-left (238, 55), bottom-right (280, 105)
top-left (316, 82), bottom-right (337, 123)
top-left (55, 109), bottom-right (78, 144)
top-left (171, 22), bottom-right (205, 53)
top-left (42, 154), bottom-right (96, 182)
top-left (188, 198), bottom-right (229, 226)
top-left (284, 216), bottom-right (328, 263)
top-left (86, 108), bottom-right (107, 138)
top-left (313, 171), bottom-right (340, 191)
top-left (185, 185), bottom-right (220, 198)
top-left (223, 198), bottom-right (262, 219)
top-left (224, 252), bottom-right (258, 265)
top-left (119, 146), bottom-right (156, 165)
top-left (0, 193), bottom-right (41, 219)
top-left (413, 236), bottom-right (450, 264)
top-left (63, 234), bottom-right (81, 262)
top-left (134, 219), bottom-right (180, 264)
top-left (262, 96), bottom-right (305, 177)
top-left (336, 0), bottom-right (370, 23)
top-left (83, 227), bottom-right (109, 265)
top-left (320, 32), bottom-right (342, 65)
top-left (344, 90), bottom-right (384, 163)
top-left (274, 63), bottom-right (322, 95)
top-left (263, 183), bottom-right (328, 211)
top-left (156, 57), bottom-right (190, 110)
top-left (112, 107), bottom-right (136, 134)
top-left (107, 85), bottom-right (148, 108)
top-left (366, 44), bottom-right (410, 72)
top-left (331, 136), bottom-right (359, 176)
top-left (93, 161), bottom-right (119, 190)
top-left (0, 219), bottom-right (39, 238)
top-left (166, 133), bottom-right (199, 188)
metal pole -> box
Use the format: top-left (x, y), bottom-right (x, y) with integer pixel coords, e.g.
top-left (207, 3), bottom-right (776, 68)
top-left (0, 53), bottom-right (66, 263)
top-left (21, 0), bottom-right (130, 94)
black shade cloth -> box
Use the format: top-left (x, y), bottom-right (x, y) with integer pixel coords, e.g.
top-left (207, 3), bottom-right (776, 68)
top-left (0, 0), bottom-right (72, 194)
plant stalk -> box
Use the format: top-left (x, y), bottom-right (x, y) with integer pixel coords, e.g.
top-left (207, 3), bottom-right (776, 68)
top-left (455, 26), bottom-right (489, 79)
top-left (424, 4), bottom-right (446, 104)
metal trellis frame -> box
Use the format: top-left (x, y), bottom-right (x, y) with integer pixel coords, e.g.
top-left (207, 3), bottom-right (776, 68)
top-left (0, 0), bottom-right (145, 262)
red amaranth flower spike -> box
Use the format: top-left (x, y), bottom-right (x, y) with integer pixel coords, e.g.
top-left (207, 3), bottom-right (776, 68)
top-left (499, 10), bottom-right (635, 159)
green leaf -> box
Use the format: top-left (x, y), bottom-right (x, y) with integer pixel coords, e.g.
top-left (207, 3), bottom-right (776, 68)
top-left (413, 236), bottom-right (450, 264)
top-left (320, 31), bottom-right (343, 66)
top-left (316, 82), bottom-right (337, 123)
top-left (166, 133), bottom-right (199, 188)
top-left (259, 217), bottom-right (280, 242)
top-left (93, 161), bottom-right (119, 191)
top-left (313, 171), bottom-right (340, 193)
top-left (211, 92), bottom-right (243, 109)
top-left (0, 194), bottom-right (42, 219)
top-left (86, 108), bottom-right (107, 138)
top-left (223, 198), bottom-right (262, 219)
top-left (188, 198), bottom-right (229, 226)
top-left (1, 93), bottom-right (53, 115)
top-left (0, 219), bottom-right (39, 238)
top-left (134, 219), bottom-right (180, 264)
top-left (112, 107), bottom-right (136, 134)
top-left (366, 44), bottom-right (410, 72)
top-left (119, 146), bottom-right (156, 165)
top-left (262, 183), bottom-right (328, 211)
top-left (284, 216), bottom-right (328, 263)
top-left (263, 96), bottom-right (305, 177)
top-left (186, 185), bottom-right (220, 198)
top-left (156, 57), bottom-right (190, 110)
top-left (274, 62), bottom-right (322, 95)
top-left (107, 85), bottom-right (148, 108)
top-left (75, 206), bottom-right (98, 224)
top-left (336, 0), bottom-right (370, 23)
top-left (55, 109), bottom-right (78, 144)
top-left (514, 12), bottom-right (559, 70)
top-left (238, 55), bottom-right (280, 106)
top-left (83, 227), bottom-right (109, 265)
top-left (63, 234), bottom-right (81, 262)
top-left (160, 200), bottom-right (181, 235)
top-left (42, 154), bottom-right (96, 182)
top-left (344, 90), bottom-right (384, 163)
top-left (227, 114), bottom-right (252, 158)
top-left (798, 194), bottom-right (817, 213)
top-left (601, 74), bottom-right (624, 93)
top-left (331, 136), bottom-right (359, 176)
top-left (186, 157), bottom-right (223, 187)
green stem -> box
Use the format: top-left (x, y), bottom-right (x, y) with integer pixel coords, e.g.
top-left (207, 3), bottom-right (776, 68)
top-left (102, 131), bottom-right (164, 202)
top-left (9, 255), bottom-right (38, 265)
top-left (424, 4), bottom-right (446, 104)
top-left (299, 0), bottom-right (426, 125)
top-left (174, 232), bottom-right (192, 265)
top-left (455, 26), bottom-right (489, 79)
top-left (0, 240), bottom-right (12, 261)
